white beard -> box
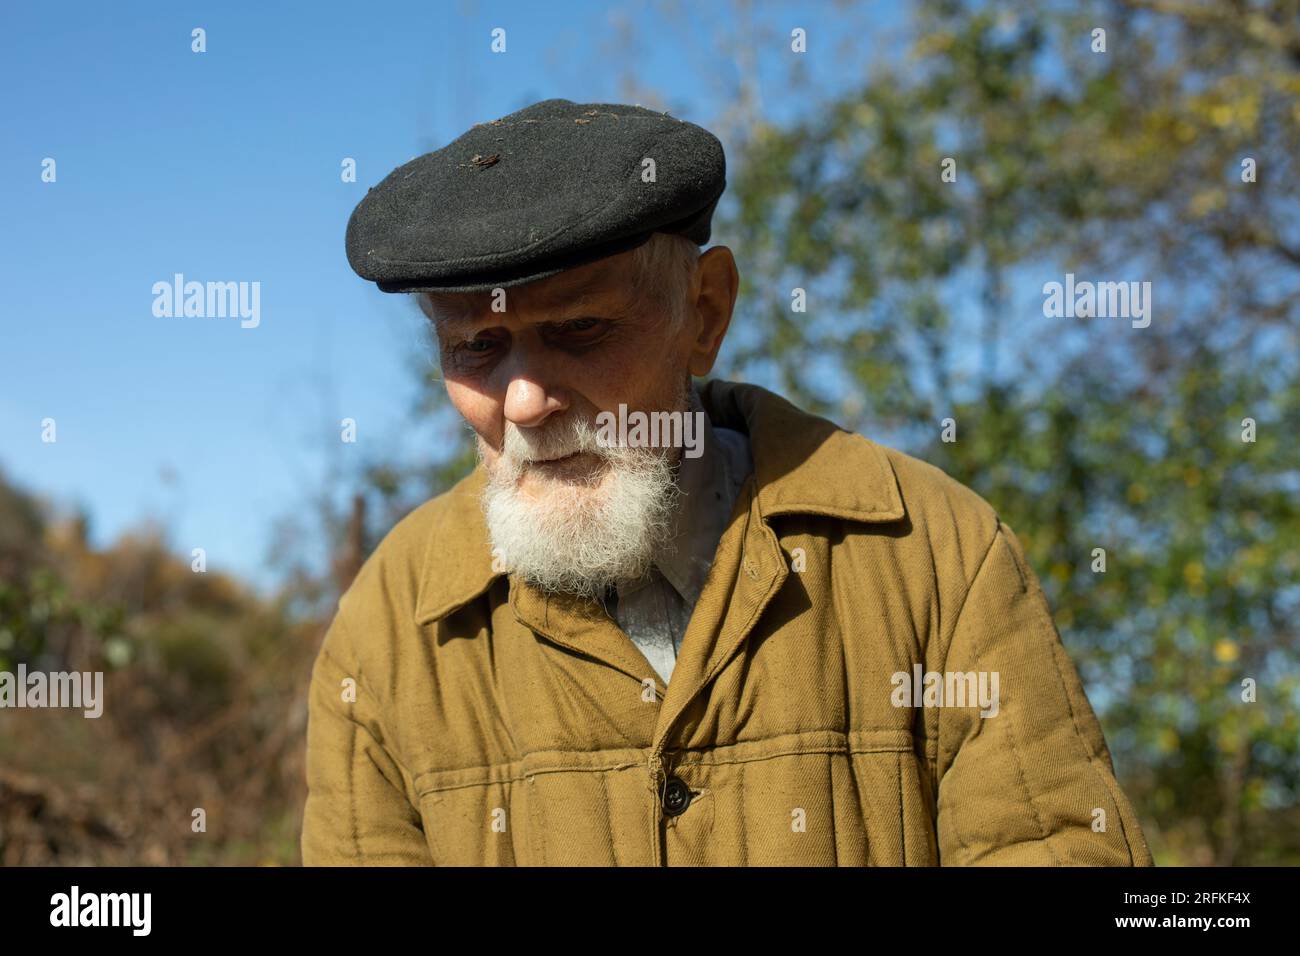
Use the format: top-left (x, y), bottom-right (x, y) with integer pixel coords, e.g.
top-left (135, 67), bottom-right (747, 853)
top-left (478, 392), bottom-right (687, 600)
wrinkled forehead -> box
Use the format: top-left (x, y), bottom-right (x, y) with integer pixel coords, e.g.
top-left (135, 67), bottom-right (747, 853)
top-left (422, 246), bottom-right (641, 328)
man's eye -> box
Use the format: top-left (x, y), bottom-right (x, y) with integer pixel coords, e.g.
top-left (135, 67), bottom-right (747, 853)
top-left (551, 318), bottom-right (608, 341)
top-left (445, 335), bottom-right (501, 362)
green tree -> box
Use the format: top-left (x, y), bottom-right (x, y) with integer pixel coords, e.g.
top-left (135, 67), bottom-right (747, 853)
top-left (715, 0), bottom-right (1300, 864)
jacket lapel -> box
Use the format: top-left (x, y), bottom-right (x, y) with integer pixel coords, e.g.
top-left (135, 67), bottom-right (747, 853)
top-left (649, 380), bottom-right (906, 746)
top-left (508, 574), bottom-right (666, 697)
top-left (651, 469), bottom-right (789, 749)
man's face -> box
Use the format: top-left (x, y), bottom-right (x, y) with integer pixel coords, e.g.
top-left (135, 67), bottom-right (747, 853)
top-left (421, 243), bottom-right (737, 597)
top-left (429, 245), bottom-right (695, 495)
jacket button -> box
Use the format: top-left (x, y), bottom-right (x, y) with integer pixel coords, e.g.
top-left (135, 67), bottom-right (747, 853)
top-left (662, 776), bottom-right (692, 816)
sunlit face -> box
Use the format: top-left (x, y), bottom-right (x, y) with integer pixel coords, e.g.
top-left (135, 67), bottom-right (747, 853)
top-left (427, 246), bottom-right (696, 493)
top-left (421, 243), bottom-right (738, 597)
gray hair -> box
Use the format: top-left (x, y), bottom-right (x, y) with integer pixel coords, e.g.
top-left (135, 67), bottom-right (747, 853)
top-left (629, 232), bottom-right (701, 331)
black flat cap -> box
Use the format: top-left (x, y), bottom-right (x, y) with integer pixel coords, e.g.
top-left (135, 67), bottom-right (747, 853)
top-left (345, 98), bottom-right (726, 294)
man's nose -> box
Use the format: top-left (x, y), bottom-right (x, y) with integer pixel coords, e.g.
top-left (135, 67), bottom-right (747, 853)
top-left (502, 375), bottom-right (570, 429)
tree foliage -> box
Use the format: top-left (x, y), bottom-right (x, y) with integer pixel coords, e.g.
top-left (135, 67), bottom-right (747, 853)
top-left (714, 0), bottom-right (1300, 864)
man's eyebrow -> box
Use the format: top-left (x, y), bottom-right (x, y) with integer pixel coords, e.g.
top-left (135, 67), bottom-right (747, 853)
top-left (439, 307), bottom-right (625, 339)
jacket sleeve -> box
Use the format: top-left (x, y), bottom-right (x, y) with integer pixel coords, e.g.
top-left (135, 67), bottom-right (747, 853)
top-left (301, 609), bottom-right (434, 866)
top-left (933, 521), bottom-right (1153, 865)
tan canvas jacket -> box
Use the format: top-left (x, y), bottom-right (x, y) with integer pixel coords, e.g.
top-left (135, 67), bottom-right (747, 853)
top-left (301, 379), bottom-right (1153, 866)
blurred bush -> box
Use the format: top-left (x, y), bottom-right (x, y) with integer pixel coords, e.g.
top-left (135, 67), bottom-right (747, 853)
top-left (0, 470), bottom-right (314, 865)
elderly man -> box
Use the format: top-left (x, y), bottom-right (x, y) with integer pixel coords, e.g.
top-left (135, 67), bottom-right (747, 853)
top-left (302, 98), bottom-right (1152, 866)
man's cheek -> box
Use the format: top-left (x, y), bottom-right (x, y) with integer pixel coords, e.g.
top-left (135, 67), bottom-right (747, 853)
top-left (444, 384), bottom-right (503, 445)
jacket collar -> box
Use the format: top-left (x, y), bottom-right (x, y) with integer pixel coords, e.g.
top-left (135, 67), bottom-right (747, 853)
top-left (696, 378), bottom-right (904, 524)
top-left (413, 463), bottom-right (496, 625)
top-left (413, 379), bottom-right (905, 625)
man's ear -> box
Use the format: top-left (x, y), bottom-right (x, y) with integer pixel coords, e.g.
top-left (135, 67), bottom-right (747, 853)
top-left (687, 246), bottom-right (739, 377)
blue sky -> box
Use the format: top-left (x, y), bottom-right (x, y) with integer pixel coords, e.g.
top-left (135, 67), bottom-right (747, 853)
top-left (1, 1), bottom-right (907, 588)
